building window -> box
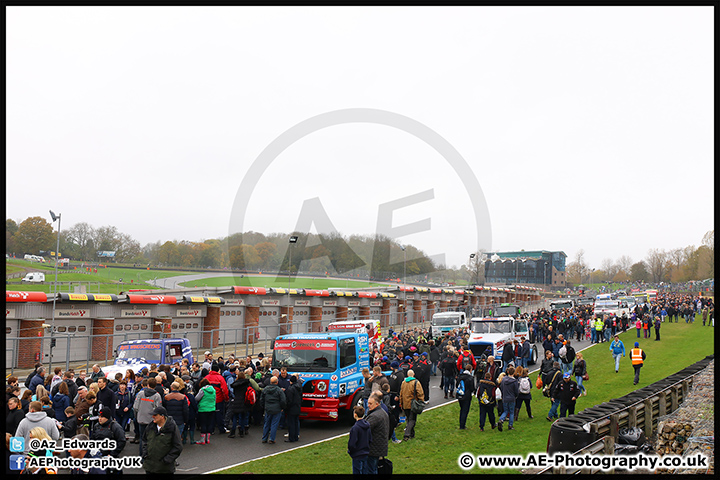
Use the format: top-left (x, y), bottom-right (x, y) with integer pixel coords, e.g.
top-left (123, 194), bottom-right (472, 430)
top-left (58, 326), bottom-right (67, 332)
top-left (115, 325), bottom-right (123, 331)
top-left (68, 326), bottom-right (76, 333)
top-left (140, 324), bottom-right (148, 331)
top-left (132, 324), bottom-right (139, 330)
top-left (124, 324), bottom-right (132, 331)
top-left (78, 326), bottom-right (86, 332)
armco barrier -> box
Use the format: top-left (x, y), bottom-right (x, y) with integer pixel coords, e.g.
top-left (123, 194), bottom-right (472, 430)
top-left (546, 354), bottom-right (714, 458)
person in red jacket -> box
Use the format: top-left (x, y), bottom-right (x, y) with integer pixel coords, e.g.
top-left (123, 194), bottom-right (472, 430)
top-left (203, 365), bottom-right (230, 434)
top-left (456, 344), bottom-right (477, 372)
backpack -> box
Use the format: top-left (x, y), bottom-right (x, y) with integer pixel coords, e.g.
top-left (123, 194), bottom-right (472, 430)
top-left (244, 386), bottom-right (256, 406)
top-left (457, 379), bottom-right (466, 397)
top-left (25, 371), bottom-right (37, 389)
top-left (461, 354), bottom-right (473, 371)
top-left (479, 387), bottom-right (492, 405)
top-left (519, 376), bottom-right (531, 394)
top-left (558, 345), bottom-right (567, 359)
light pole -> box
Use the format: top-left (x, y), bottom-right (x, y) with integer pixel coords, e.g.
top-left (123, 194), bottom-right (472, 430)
top-left (469, 253), bottom-right (476, 284)
top-left (401, 245), bottom-right (406, 329)
top-left (49, 210), bottom-right (61, 371)
top-left (288, 235), bottom-right (298, 313)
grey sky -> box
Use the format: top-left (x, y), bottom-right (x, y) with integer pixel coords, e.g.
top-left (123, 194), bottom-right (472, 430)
top-left (6, 7), bottom-right (714, 270)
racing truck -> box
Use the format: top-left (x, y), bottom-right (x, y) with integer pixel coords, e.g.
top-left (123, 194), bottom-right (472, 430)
top-left (271, 331), bottom-right (383, 422)
top-left (467, 316), bottom-right (538, 368)
top-left (102, 338), bottom-right (194, 380)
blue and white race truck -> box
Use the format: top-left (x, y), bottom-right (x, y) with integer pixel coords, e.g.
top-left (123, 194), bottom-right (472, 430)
top-left (103, 338), bottom-right (194, 380)
top-left (467, 316), bottom-right (538, 368)
top-left (271, 331), bottom-right (380, 422)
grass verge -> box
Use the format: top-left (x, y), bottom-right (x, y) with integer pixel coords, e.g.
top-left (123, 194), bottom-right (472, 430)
top-left (219, 316), bottom-right (714, 475)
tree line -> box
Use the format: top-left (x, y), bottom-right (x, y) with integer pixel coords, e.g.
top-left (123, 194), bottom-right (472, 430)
top-left (6, 216), bottom-right (713, 285)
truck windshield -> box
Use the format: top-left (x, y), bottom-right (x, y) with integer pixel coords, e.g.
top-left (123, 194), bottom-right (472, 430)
top-left (432, 316), bottom-right (460, 326)
top-left (471, 321), bottom-right (511, 334)
top-left (117, 344), bottom-right (162, 363)
top-left (551, 301), bottom-right (573, 310)
top-left (494, 305), bottom-right (519, 317)
top-left (272, 339), bottom-right (337, 372)
top-left (595, 300), bottom-right (620, 309)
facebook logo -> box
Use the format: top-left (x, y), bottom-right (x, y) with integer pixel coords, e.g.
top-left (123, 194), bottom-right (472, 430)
top-left (10, 436), bottom-right (24, 452)
top-left (10, 454), bottom-right (25, 471)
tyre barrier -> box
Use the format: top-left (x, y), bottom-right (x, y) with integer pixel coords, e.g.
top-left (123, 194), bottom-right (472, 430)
top-left (547, 417), bottom-right (597, 454)
top-left (546, 354), bottom-right (714, 455)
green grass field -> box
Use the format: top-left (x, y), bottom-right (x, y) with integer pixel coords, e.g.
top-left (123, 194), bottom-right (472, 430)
top-left (220, 316), bottom-right (714, 475)
top-left (177, 275), bottom-right (389, 289)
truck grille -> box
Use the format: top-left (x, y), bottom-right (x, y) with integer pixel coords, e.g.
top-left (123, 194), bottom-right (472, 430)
top-left (469, 343), bottom-right (493, 358)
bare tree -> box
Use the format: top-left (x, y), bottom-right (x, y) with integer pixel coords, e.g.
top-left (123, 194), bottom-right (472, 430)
top-left (616, 255), bottom-right (633, 275)
top-left (645, 248), bottom-right (669, 283)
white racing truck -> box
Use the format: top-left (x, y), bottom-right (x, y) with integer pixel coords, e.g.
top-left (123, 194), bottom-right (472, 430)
top-left (467, 316), bottom-right (538, 367)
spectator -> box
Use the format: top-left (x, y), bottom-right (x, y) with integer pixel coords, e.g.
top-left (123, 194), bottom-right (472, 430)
top-left (115, 381), bottom-right (133, 432)
top-left (204, 364), bottom-right (230, 434)
top-left (573, 352), bottom-right (588, 396)
top-left (89, 364), bottom-right (105, 384)
top-left (227, 371), bottom-right (250, 439)
top-left (91, 407), bottom-right (126, 473)
top-left (67, 434), bottom-right (105, 474)
top-left (59, 407), bottom-right (77, 439)
top-left (194, 378), bottom-right (217, 445)
top-left (96, 377), bottom-right (117, 417)
top-left (347, 405), bottom-right (371, 475)
top-left (52, 381), bottom-right (71, 422)
top-left (285, 375), bottom-right (302, 443)
top-left (455, 365), bottom-right (475, 430)
top-left (75, 370), bottom-right (88, 389)
top-left (609, 335), bottom-right (626, 374)
top-left (260, 376), bottom-right (286, 444)
top-left (544, 362), bottom-right (563, 422)
top-left (476, 372), bottom-right (496, 431)
top-left (133, 377), bottom-right (162, 454)
top-left (552, 372), bottom-right (580, 418)
top-left (14, 401), bottom-right (59, 451)
top-left (364, 392), bottom-right (389, 475)
top-left (28, 367), bottom-right (47, 395)
top-left (514, 366), bottom-right (533, 420)
top-left (399, 369), bottom-right (424, 442)
top-left (497, 366), bottom-right (519, 431)
top-left (141, 406), bottom-right (183, 474)
top-left (163, 382), bottom-right (189, 439)
top-left (6, 397), bottom-right (25, 436)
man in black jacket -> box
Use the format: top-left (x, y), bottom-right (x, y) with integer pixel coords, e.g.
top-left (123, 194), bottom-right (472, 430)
top-left (284, 375), bottom-right (302, 442)
top-left (501, 341), bottom-right (514, 372)
top-left (364, 392), bottom-right (389, 475)
top-left (544, 362), bottom-right (563, 421)
top-left (91, 407), bottom-right (126, 473)
top-left (552, 372), bottom-right (580, 418)
top-left (142, 406), bottom-right (183, 474)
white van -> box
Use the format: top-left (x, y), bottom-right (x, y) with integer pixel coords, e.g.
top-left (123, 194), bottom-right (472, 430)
top-left (327, 319), bottom-right (381, 341)
top-left (22, 272), bottom-right (45, 283)
top-left (431, 311), bottom-right (468, 337)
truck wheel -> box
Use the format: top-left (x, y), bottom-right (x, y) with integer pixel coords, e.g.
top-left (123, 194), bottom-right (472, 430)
top-left (343, 391), bottom-right (362, 425)
top-left (528, 345), bottom-right (538, 365)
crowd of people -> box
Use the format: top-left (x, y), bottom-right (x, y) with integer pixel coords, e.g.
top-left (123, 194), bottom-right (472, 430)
top-left (6, 289), bottom-right (713, 475)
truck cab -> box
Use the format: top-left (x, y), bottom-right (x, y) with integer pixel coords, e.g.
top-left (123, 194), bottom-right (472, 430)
top-left (103, 338), bottom-right (194, 380)
top-left (271, 331), bottom-right (376, 421)
top-left (467, 316), bottom-right (538, 367)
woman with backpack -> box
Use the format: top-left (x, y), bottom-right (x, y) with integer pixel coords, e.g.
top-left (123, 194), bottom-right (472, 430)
top-left (514, 367), bottom-right (533, 420)
top-left (228, 371), bottom-right (252, 438)
top-left (476, 372), bottom-right (497, 431)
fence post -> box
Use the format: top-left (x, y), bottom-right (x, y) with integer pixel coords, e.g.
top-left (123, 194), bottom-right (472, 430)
top-left (627, 406), bottom-right (638, 428)
top-left (670, 385), bottom-right (679, 412)
top-left (643, 398), bottom-right (653, 436)
top-left (658, 390), bottom-right (667, 416)
top-left (609, 413), bottom-right (619, 438)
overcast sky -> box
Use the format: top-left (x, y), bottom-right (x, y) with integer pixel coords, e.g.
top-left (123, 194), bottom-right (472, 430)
top-left (6, 7), bottom-right (714, 271)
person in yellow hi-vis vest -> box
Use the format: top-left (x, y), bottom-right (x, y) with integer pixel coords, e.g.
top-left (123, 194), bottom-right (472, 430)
top-left (630, 342), bottom-right (646, 385)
